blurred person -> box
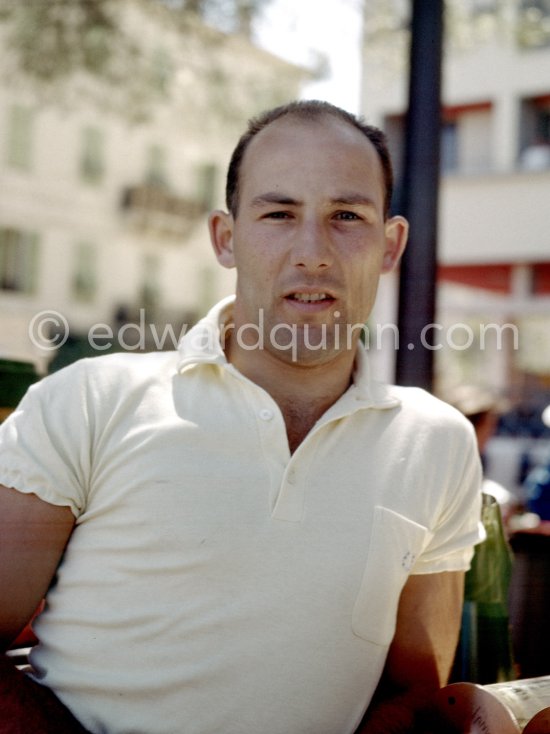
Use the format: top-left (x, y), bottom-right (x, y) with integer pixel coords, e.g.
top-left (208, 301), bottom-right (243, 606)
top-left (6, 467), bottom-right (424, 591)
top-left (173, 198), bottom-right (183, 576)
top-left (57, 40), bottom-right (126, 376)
top-left (442, 384), bottom-right (516, 526)
top-left (0, 101), bottom-right (484, 734)
top-left (442, 385), bottom-right (515, 684)
top-left (523, 403), bottom-right (550, 521)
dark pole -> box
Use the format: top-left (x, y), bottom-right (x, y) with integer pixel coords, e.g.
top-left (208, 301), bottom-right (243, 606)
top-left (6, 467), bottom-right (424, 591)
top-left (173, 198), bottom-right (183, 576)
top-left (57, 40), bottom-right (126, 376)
top-left (395, 0), bottom-right (444, 390)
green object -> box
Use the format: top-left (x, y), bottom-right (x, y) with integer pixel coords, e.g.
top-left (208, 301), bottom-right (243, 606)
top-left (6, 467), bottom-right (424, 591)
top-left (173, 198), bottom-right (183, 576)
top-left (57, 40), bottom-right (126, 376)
top-left (453, 493), bottom-right (516, 684)
top-left (0, 358), bottom-right (39, 410)
top-left (465, 493), bottom-right (514, 606)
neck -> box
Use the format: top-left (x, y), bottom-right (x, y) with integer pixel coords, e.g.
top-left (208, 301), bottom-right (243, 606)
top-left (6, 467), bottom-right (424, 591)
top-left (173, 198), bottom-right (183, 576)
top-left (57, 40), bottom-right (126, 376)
top-left (225, 332), bottom-right (357, 452)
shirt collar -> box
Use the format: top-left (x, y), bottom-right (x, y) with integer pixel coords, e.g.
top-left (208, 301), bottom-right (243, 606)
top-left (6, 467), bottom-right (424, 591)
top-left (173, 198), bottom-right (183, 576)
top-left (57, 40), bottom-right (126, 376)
top-left (177, 296), bottom-right (401, 411)
top-left (177, 296), bottom-right (234, 371)
top-left (351, 345), bottom-right (401, 410)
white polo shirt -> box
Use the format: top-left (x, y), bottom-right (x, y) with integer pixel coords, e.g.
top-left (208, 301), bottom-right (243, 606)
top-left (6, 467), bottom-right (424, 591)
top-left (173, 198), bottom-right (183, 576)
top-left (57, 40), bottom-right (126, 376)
top-left (0, 297), bottom-right (483, 734)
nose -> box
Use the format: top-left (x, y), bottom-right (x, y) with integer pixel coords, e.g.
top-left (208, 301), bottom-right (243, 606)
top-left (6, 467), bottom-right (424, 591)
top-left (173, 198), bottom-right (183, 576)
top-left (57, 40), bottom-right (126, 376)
top-left (289, 217), bottom-right (333, 271)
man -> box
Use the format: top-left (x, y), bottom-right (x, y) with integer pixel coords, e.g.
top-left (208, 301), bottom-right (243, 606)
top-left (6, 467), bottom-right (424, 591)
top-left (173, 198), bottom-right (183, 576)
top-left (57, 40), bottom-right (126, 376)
top-left (0, 100), bottom-right (483, 733)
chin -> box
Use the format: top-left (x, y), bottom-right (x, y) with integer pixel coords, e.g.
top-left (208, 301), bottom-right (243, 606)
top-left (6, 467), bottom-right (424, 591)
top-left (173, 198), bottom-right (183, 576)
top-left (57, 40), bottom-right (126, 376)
top-left (272, 338), bottom-right (354, 368)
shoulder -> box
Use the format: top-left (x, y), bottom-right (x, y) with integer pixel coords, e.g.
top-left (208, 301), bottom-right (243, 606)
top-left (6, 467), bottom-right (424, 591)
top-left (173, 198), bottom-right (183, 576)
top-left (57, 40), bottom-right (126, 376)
top-left (386, 384), bottom-right (473, 428)
top-left (22, 351), bottom-right (180, 414)
top-left (371, 384), bottom-right (478, 457)
top-left (42, 350), bottom-right (179, 388)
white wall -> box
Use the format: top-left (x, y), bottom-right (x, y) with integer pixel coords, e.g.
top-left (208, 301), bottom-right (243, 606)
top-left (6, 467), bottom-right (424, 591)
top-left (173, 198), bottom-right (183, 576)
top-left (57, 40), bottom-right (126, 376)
top-left (0, 3), bottom-right (305, 366)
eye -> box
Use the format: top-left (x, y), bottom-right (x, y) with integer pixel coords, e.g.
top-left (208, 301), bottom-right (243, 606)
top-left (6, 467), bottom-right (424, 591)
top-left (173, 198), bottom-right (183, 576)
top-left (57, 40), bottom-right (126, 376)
top-left (334, 210), bottom-right (361, 221)
top-left (263, 211), bottom-right (292, 220)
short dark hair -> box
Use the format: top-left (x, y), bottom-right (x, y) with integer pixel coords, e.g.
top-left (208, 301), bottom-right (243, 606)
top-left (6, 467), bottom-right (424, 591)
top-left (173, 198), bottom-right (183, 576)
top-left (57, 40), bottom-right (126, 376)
top-left (225, 100), bottom-right (394, 219)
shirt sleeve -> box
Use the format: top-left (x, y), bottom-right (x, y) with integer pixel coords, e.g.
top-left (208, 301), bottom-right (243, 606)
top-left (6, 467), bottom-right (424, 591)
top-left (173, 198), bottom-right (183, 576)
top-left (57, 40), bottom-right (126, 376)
top-left (411, 419), bottom-right (486, 575)
top-left (0, 360), bottom-right (93, 517)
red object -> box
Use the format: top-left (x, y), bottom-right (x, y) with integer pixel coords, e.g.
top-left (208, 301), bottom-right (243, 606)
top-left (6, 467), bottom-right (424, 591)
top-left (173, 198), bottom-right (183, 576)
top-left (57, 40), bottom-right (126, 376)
top-left (9, 600), bottom-right (44, 648)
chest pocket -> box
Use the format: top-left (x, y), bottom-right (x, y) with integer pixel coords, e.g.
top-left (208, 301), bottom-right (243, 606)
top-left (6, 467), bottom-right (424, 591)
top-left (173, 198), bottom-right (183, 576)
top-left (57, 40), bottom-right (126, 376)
top-left (352, 505), bottom-right (431, 646)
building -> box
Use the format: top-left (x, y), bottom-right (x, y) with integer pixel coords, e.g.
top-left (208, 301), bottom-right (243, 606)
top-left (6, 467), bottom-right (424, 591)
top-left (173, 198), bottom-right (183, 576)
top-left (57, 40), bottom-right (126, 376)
top-left (360, 0), bottom-right (550, 412)
top-left (0, 0), bottom-right (306, 370)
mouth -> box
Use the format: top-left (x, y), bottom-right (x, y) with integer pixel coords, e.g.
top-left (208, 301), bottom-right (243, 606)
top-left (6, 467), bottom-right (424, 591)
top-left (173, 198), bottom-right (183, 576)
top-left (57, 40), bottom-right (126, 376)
top-left (283, 290), bottom-right (337, 314)
top-left (285, 291), bottom-right (336, 306)
top-left (287, 292), bottom-right (334, 304)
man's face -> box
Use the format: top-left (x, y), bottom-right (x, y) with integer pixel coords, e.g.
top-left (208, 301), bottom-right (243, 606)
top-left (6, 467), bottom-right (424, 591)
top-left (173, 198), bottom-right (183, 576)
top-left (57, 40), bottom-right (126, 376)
top-left (210, 114), bottom-right (407, 367)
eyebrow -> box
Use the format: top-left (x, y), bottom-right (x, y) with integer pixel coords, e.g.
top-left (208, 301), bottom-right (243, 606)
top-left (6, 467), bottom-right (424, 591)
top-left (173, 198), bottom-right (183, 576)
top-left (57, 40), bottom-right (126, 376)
top-left (331, 194), bottom-right (378, 209)
top-left (249, 192), bottom-right (378, 209)
top-left (250, 193), bottom-right (300, 208)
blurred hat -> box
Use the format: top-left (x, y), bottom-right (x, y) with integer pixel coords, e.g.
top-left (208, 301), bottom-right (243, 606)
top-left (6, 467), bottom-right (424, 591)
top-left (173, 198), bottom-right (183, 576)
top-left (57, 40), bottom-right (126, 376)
top-left (440, 384), bottom-right (506, 418)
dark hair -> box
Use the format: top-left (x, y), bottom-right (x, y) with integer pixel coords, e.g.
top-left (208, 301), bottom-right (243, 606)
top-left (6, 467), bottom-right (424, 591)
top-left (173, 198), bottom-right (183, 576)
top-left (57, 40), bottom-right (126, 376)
top-left (225, 100), bottom-right (394, 219)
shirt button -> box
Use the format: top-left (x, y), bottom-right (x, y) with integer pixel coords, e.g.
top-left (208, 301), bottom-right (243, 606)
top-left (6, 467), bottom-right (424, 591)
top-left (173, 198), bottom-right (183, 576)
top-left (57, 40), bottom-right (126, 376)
top-left (259, 408), bottom-right (273, 421)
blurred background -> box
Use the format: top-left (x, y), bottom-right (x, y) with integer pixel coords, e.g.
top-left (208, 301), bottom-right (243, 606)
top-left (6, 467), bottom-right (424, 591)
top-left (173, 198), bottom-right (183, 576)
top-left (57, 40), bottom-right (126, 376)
top-left (1, 0), bottom-right (550, 688)
top-left (0, 0), bottom-right (549, 504)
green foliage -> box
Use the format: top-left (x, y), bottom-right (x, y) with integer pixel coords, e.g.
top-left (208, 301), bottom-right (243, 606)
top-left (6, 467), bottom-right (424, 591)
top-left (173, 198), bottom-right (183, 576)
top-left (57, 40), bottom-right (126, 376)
top-left (0, 0), bottom-right (126, 81)
top-left (0, 0), bottom-right (273, 121)
top-left (157, 0), bottom-right (270, 35)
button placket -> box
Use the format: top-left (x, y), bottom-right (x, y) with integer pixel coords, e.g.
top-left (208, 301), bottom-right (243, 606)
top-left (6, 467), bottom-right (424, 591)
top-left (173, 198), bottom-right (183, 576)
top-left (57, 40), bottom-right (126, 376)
top-left (271, 436), bottom-right (318, 522)
top-left (271, 463), bottom-right (303, 522)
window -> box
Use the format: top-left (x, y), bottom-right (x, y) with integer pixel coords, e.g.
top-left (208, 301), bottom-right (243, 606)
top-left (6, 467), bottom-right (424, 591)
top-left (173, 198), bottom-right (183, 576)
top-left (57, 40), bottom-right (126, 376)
top-left (442, 104), bottom-right (493, 174)
top-left (72, 242), bottom-right (97, 302)
top-left (538, 107), bottom-right (550, 142)
top-left (5, 105), bottom-right (34, 171)
top-left (384, 104), bottom-right (493, 184)
top-left (80, 126), bottom-right (105, 184)
top-left (151, 47), bottom-right (173, 93)
top-left (139, 254), bottom-right (161, 314)
top-left (145, 144), bottom-right (168, 188)
top-left (195, 163), bottom-right (217, 210)
top-left (518, 0), bottom-right (550, 48)
top-left (519, 95), bottom-right (550, 169)
top-left (0, 227), bottom-right (39, 293)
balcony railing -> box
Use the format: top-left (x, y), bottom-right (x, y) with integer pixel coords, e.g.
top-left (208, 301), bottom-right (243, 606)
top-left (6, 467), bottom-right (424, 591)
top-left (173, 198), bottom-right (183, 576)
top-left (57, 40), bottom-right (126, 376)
top-left (121, 185), bottom-right (206, 239)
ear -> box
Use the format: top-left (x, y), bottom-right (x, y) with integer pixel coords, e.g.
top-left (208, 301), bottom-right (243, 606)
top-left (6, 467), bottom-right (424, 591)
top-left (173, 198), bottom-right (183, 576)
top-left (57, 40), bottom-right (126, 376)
top-left (382, 215), bottom-right (409, 273)
top-left (208, 210), bottom-right (235, 269)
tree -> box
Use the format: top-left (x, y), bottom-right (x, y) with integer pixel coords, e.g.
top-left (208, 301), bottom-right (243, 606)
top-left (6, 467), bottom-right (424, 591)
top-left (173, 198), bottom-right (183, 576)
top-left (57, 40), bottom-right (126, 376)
top-left (0, 0), bottom-right (125, 82)
top-left (0, 0), bottom-right (273, 121)
top-left (158, 0), bottom-right (270, 36)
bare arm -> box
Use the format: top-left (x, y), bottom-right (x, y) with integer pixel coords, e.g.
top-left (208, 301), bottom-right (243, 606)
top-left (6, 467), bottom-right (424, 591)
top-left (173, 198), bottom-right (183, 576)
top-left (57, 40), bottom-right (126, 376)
top-left (356, 570), bottom-right (464, 734)
top-left (0, 484), bottom-right (75, 650)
